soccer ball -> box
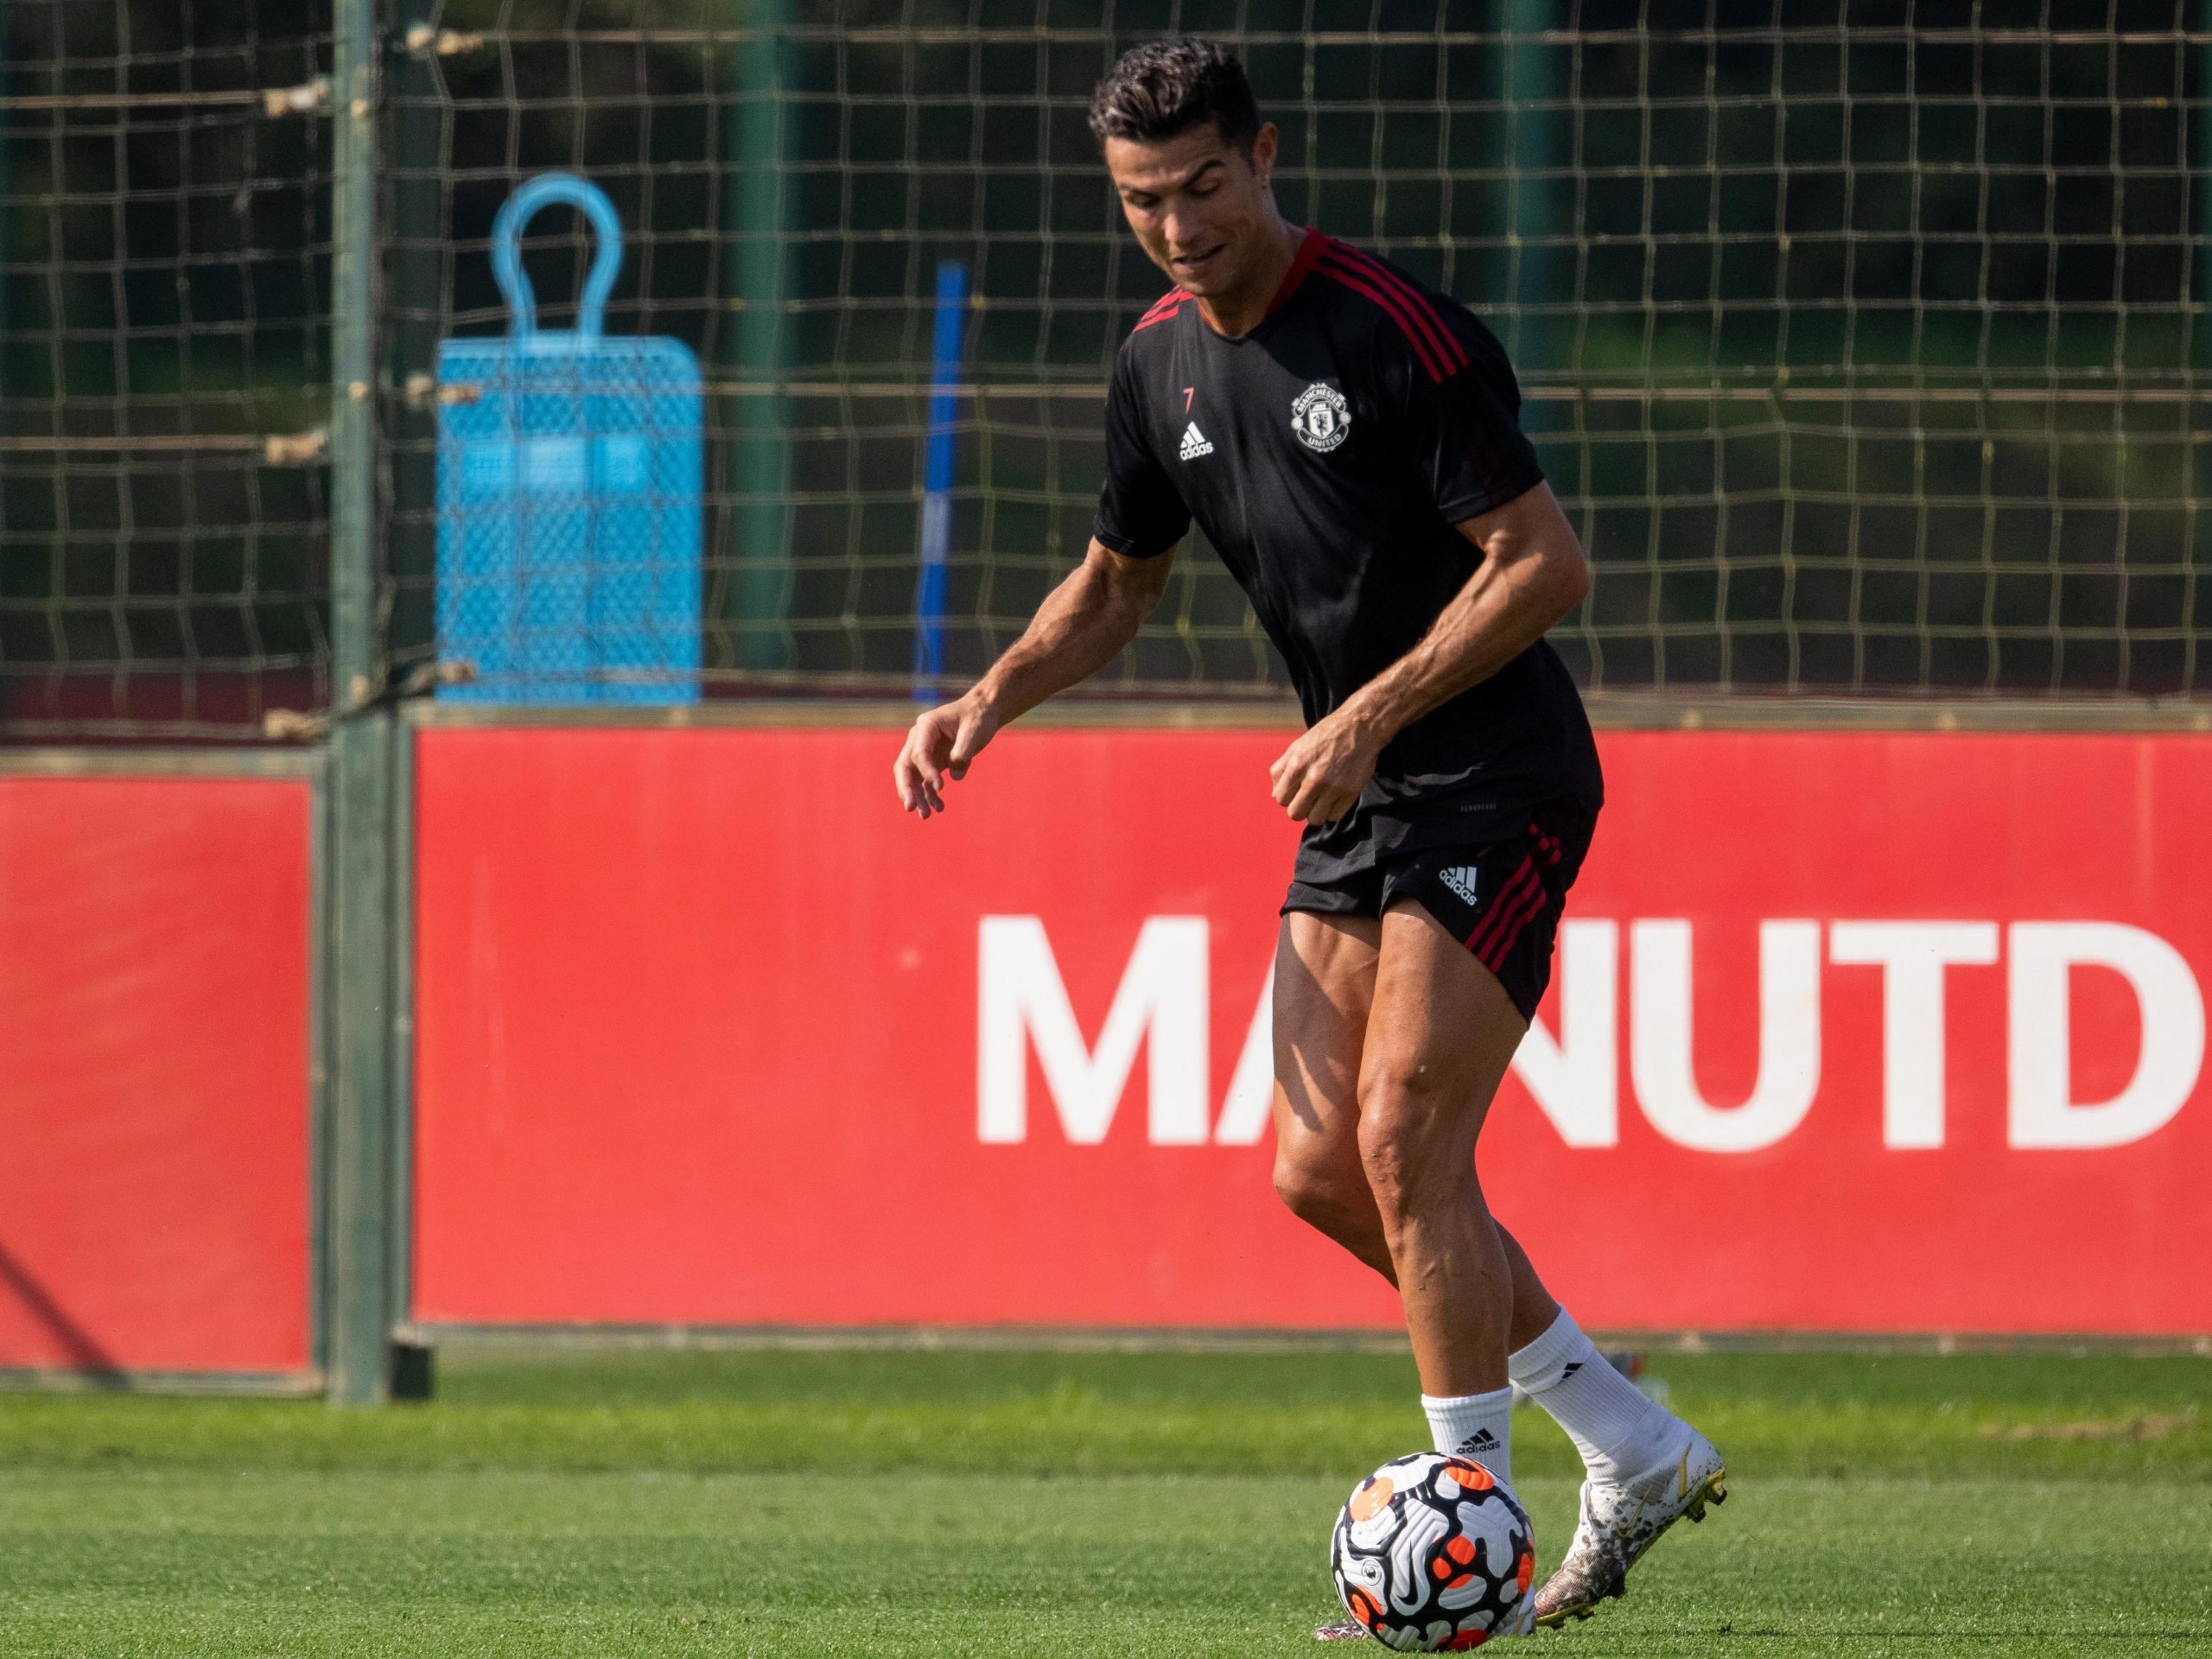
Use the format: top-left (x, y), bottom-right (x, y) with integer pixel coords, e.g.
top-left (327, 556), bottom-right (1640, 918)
top-left (1329, 1452), bottom-right (1537, 1649)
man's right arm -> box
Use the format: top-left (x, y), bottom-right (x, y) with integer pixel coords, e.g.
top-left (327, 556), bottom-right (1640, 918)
top-left (893, 536), bottom-right (1177, 818)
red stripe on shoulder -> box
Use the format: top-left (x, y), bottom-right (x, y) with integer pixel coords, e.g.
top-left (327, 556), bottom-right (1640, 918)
top-left (1325, 242), bottom-right (1467, 372)
top-left (1312, 254), bottom-right (1449, 382)
top-left (1132, 291), bottom-right (1190, 333)
top-left (1265, 227), bottom-right (1328, 317)
top-left (1322, 242), bottom-right (1468, 373)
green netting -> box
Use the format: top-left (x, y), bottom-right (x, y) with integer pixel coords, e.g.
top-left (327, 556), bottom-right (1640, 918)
top-left (8, 2), bottom-right (2212, 734)
top-left (0, 0), bottom-right (332, 736)
top-left (381, 0), bottom-right (2212, 703)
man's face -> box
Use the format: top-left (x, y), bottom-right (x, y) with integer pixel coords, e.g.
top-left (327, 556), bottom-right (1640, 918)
top-left (1104, 121), bottom-right (1282, 300)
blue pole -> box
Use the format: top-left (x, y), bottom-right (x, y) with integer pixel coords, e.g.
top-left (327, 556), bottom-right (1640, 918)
top-left (912, 260), bottom-right (968, 694)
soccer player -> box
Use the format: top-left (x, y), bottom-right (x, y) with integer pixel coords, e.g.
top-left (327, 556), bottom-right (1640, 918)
top-left (892, 37), bottom-right (1725, 1631)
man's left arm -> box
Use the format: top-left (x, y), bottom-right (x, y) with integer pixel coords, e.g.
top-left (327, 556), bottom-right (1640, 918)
top-left (1268, 481), bottom-right (1591, 823)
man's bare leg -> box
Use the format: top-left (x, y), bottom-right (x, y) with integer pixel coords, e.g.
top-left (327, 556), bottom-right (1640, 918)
top-left (1285, 903), bottom-right (1556, 1643)
top-left (1269, 908), bottom-right (1559, 1354)
top-left (1355, 899), bottom-right (1538, 1394)
top-left (1268, 910), bottom-right (1391, 1277)
top-left (1271, 907), bottom-right (1727, 1632)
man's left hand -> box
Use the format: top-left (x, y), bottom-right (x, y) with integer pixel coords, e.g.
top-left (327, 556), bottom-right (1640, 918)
top-left (1268, 706), bottom-right (1382, 825)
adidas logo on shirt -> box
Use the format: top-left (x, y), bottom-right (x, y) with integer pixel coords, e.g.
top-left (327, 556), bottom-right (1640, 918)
top-left (1438, 865), bottom-right (1480, 906)
top-left (1179, 421), bottom-right (1214, 460)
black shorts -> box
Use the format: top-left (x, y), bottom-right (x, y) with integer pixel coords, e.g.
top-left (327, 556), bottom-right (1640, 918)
top-left (1281, 797), bottom-right (1597, 1020)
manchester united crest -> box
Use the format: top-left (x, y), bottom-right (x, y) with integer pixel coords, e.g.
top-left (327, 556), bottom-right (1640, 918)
top-left (1290, 381), bottom-right (1351, 452)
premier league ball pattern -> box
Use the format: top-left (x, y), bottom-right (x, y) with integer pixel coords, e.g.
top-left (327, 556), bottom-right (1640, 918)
top-left (1329, 1452), bottom-right (1537, 1650)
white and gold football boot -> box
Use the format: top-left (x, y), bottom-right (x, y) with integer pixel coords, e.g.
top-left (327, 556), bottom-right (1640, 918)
top-left (1532, 1427), bottom-right (1726, 1627)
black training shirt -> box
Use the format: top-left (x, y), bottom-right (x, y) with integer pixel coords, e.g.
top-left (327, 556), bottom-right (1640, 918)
top-left (1092, 228), bottom-right (1602, 869)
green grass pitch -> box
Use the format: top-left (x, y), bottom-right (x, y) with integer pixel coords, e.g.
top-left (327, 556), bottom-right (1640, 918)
top-left (1, 1345), bottom-right (2206, 1655)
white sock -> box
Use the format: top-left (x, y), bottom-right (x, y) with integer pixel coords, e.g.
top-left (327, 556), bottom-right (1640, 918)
top-left (1421, 1386), bottom-right (1515, 1486)
top-left (1508, 1308), bottom-right (1681, 1484)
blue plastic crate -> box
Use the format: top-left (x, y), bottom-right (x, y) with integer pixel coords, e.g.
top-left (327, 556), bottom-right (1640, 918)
top-left (436, 173), bottom-right (702, 703)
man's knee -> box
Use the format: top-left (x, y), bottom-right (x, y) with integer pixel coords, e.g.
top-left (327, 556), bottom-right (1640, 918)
top-left (1355, 1060), bottom-right (1465, 1217)
top-left (1271, 1141), bottom-right (1368, 1236)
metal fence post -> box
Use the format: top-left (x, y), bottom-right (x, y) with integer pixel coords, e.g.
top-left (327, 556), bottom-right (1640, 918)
top-left (382, 0), bottom-right (443, 1385)
top-left (725, 0), bottom-right (792, 670)
top-left (2, 0), bottom-right (9, 414)
top-left (327, 0), bottom-right (397, 1406)
top-left (1503, 0), bottom-right (1564, 374)
top-left (2199, 3), bottom-right (2211, 371)
top-left (386, 0), bottom-right (446, 691)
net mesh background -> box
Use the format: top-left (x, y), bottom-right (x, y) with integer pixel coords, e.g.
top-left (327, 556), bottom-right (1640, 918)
top-left (9, 0), bottom-right (2212, 733)
top-left (0, 0), bottom-right (333, 735)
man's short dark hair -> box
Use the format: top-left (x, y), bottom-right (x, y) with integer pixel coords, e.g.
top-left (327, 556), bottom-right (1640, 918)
top-left (1088, 37), bottom-right (1261, 153)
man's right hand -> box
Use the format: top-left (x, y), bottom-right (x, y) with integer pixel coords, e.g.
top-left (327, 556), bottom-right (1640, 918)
top-left (889, 537), bottom-right (1170, 820)
top-left (893, 694), bottom-right (1000, 819)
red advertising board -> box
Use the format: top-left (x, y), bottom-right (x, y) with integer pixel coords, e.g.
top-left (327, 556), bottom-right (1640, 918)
top-left (411, 725), bottom-right (2212, 1336)
top-left (0, 774), bottom-right (313, 1374)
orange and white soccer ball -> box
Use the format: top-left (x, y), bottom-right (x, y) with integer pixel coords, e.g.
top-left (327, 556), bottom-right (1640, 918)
top-left (1328, 1452), bottom-right (1537, 1649)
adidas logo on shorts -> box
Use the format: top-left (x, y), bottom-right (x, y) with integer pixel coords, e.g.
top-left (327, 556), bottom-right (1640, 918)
top-left (1438, 865), bottom-right (1480, 906)
top-left (1179, 421), bottom-right (1214, 460)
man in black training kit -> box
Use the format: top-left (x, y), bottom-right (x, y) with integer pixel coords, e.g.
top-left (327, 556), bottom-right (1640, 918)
top-left (893, 39), bottom-right (1725, 1635)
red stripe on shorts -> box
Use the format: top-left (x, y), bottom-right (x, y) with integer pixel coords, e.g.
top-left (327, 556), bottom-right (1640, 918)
top-left (1477, 876), bottom-right (1549, 972)
top-left (1465, 855), bottom-right (1536, 957)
